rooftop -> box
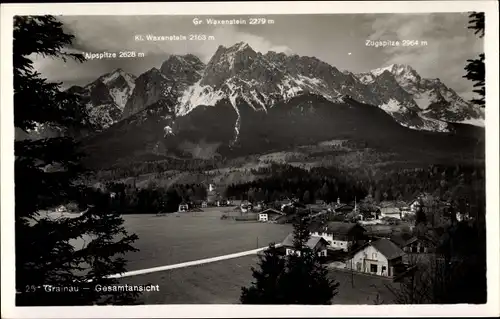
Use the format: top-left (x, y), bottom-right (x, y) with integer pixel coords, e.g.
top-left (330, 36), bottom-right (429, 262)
top-left (261, 208), bottom-right (284, 215)
top-left (371, 238), bottom-right (405, 260)
top-left (282, 233), bottom-right (328, 250)
top-left (335, 204), bottom-right (354, 210)
top-left (363, 224), bottom-right (394, 234)
top-left (380, 207), bottom-right (401, 214)
top-left (403, 235), bottom-right (438, 247)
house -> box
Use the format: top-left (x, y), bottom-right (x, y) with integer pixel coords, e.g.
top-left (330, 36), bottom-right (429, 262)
top-left (389, 233), bottom-right (414, 248)
top-left (240, 201), bottom-right (253, 213)
top-left (282, 233), bottom-right (329, 257)
top-left (307, 203), bottom-right (327, 213)
top-left (310, 222), bottom-right (366, 251)
top-left (273, 199), bottom-right (291, 210)
top-left (346, 238), bottom-right (405, 277)
top-left (402, 236), bottom-right (436, 253)
top-left (258, 208), bottom-right (284, 222)
top-left (314, 199), bottom-right (326, 206)
top-left (379, 207), bottom-right (402, 220)
top-left (368, 209), bottom-right (381, 220)
top-left (309, 210), bottom-right (330, 221)
top-left (456, 211), bottom-right (472, 222)
top-left (409, 199), bottom-right (422, 213)
top-left (178, 203), bottom-right (189, 212)
top-left (216, 200), bottom-right (230, 207)
top-left (334, 204), bottom-right (355, 215)
top-left (56, 205), bottom-right (67, 213)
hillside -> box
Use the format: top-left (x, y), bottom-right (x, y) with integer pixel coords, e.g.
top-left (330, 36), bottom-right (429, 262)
top-left (78, 42), bottom-right (484, 171)
top-left (81, 92), bottom-right (483, 170)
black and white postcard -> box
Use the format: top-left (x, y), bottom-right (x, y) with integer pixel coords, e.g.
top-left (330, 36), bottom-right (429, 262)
top-left (1, 1), bottom-right (499, 318)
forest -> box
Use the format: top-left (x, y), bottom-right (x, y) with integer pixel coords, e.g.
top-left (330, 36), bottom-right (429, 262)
top-left (76, 181), bottom-right (208, 214)
top-left (90, 162), bottom-right (485, 226)
top-left (230, 163), bottom-right (484, 204)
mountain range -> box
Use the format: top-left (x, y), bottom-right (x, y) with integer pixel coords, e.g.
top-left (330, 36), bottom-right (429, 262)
top-left (63, 42), bottom-right (484, 167)
top-left (72, 42), bottom-right (483, 132)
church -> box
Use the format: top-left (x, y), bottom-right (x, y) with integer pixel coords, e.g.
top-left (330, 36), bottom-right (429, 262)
top-left (206, 183), bottom-right (219, 205)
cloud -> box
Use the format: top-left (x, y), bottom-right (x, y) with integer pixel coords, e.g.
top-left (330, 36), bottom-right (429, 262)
top-left (31, 16), bottom-right (292, 87)
top-left (367, 13), bottom-right (483, 98)
top-left (152, 24), bottom-right (293, 63)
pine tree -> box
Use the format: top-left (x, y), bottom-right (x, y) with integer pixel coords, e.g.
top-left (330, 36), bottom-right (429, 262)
top-left (302, 190), bottom-right (311, 204)
top-left (463, 12), bottom-right (485, 107)
top-left (14, 16), bottom-right (139, 306)
top-left (240, 212), bottom-right (339, 304)
top-left (320, 182), bottom-right (330, 201)
top-left (467, 12), bottom-right (485, 38)
top-left (281, 215), bottom-right (339, 304)
top-left (239, 244), bottom-right (286, 304)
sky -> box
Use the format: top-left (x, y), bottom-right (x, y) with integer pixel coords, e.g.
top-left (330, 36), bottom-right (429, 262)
top-left (31, 13), bottom-right (483, 100)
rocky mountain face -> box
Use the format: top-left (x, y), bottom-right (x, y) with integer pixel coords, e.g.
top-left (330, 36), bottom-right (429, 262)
top-left (79, 43), bottom-right (483, 135)
top-left (122, 55), bottom-right (205, 119)
top-left (68, 68), bottom-right (136, 130)
top-left (356, 64), bottom-right (484, 128)
top-left (170, 43), bottom-right (483, 135)
top-left (16, 69), bottom-right (136, 141)
top-left (77, 42), bottom-right (484, 166)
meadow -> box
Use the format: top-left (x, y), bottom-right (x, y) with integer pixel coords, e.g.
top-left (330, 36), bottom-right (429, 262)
top-left (120, 208), bottom-right (292, 272)
top-left (114, 208), bottom-right (396, 304)
top-left (120, 254), bottom-right (397, 304)
top-left (64, 207), bottom-right (397, 304)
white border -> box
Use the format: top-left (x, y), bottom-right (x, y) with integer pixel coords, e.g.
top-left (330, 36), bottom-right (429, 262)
top-left (1, 1), bottom-right (499, 318)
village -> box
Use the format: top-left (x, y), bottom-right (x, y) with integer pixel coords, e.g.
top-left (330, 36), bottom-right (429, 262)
top-left (157, 182), bottom-right (476, 282)
top-left (45, 178), bottom-right (481, 304)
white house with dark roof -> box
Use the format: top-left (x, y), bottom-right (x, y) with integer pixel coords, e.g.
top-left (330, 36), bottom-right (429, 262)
top-left (282, 233), bottom-right (328, 257)
top-left (258, 208), bottom-right (285, 222)
top-left (310, 222), bottom-right (366, 252)
top-left (346, 238), bottom-right (405, 277)
top-left (178, 203), bottom-right (189, 212)
top-left (379, 207), bottom-right (402, 219)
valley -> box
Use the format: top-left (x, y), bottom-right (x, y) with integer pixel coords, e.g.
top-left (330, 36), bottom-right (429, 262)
top-left (14, 11), bottom-right (490, 309)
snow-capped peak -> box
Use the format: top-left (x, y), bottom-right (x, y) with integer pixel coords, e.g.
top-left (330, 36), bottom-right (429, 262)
top-left (209, 42), bottom-right (256, 68)
top-left (363, 63), bottom-right (483, 126)
top-left (79, 42), bottom-right (484, 136)
top-left (99, 68), bottom-right (134, 85)
top-left (67, 68), bottom-right (137, 130)
top-left (371, 63), bottom-right (416, 78)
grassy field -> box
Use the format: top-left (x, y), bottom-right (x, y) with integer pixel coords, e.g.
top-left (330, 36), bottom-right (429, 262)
top-left (101, 207), bottom-right (398, 304)
top-left (119, 254), bottom-right (398, 304)
top-left (120, 208), bottom-right (292, 272)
